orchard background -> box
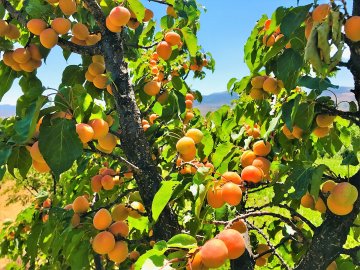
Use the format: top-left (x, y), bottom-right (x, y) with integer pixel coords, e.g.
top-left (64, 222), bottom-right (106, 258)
top-left (0, 0), bottom-right (360, 269)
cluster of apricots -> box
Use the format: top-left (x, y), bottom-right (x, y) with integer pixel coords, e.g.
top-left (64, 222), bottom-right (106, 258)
top-left (176, 128), bottom-right (204, 163)
top-left (261, 19), bottom-right (291, 48)
top-left (141, 113), bottom-right (158, 132)
top-left (244, 124), bottom-right (261, 139)
top-left (249, 75), bottom-right (284, 100)
top-left (312, 114), bottom-right (335, 138)
top-left (301, 180), bottom-right (358, 216)
top-left (184, 93), bottom-right (195, 124)
top-left (85, 55), bottom-right (109, 89)
top-left (241, 140), bottom-right (272, 182)
top-left (2, 44), bottom-right (42, 72)
top-left (76, 117), bottom-right (118, 153)
top-left (0, 19), bottom-right (20, 40)
top-left (187, 229), bottom-right (246, 269)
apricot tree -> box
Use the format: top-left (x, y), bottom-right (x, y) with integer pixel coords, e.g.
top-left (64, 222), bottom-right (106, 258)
top-left (0, 0), bottom-right (359, 269)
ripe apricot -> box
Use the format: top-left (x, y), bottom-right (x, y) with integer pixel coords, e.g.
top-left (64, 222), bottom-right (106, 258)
top-left (176, 137), bottom-right (196, 155)
top-left (32, 159), bottom-right (50, 173)
top-left (30, 141), bottom-right (46, 163)
top-left (108, 241), bottom-right (128, 263)
top-left (251, 76), bottom-right (267, 88)
top-left (207, 186), bottom-right (225, 208)
top-left (345, 16), bottom-right (360, 42)
top-left (313, 126), bottom-right (330, 138)
top-left (321, 180), bottom-right (336, 193)
top-left (252, 157), bottom-right (271, 176)
top-left (252, 141), bottom-right (271, 156)
top-left (312, 4), bottom-right (330, 22)
top-left (185, 129), bottom-right (203, 144)
top-left (93, 208), bottom-right (112, 230)
top-left (40, 28), bottom-right (58, 49)
top-left (27, 19), bottom-right (47, 35)
top-left (0, 20), bottom-right (9, 36)
top-left (109, 221), bottom-right (129, 237)
top-left (59, 0), bottom-right (77, 16)
top-left (300, 192), bottom-right (314, 209)
top-left (327, 194), bottom-right (353, 216)
top-left (13, 48), bottom-right (31, 64)
top-left (144, 80), bottom-right (161, 96)
top-left (249, 88), bottom-right (267, 100)
top-left (263, 77), bottom-right (279, 94)
top-left (156, 41), bottom-right (172, 60)
top-left (257, 244), bottom-right (271, 259)
top-left (316, 114), bottom-right (335, 127)
top-left (200, 239), bottom-right (228, 268)
top-left (91, 175), bottom-right (102, 192)
top-left (241, 165), bottom-right (263, 183)
top-left (89, 118), bottom-right (109, 139)
top-left (314, 198), bottom-right (326, 213)
top-left (72, 23), bottom-right (89, 41)
top-left (28, 44), bottom-right (42, 61)
top-left (331, 182), bottom-right (358, 205)
top-left (165, 31), bottom-right (181, 46)
top-left (292, 125), bottom-right (303, 139)
top-left (101, 175), bottom-right (115, 190)
top-left (230, 220), bottom-right (247, 233)
top-left (98, 133), bottom-right (117, 151)
top-left (73, 196), bottom-right (90, 213)
top-left (92, 231), bottom-right (116, 255)
top-left (6, 24), bottom-right (20, 40)
top-left (143, 9), bottom-right (154, 22)
top-left (282, 125), bottom-right (295, 139)
top-left (112, 204), bottom-right (129, 221)
top-left (241, 150), bottom-right (256, 167)
top-left (51, 18), bottom-right (71, 35)
top-left (76, 123), bottom-right (94, 143)
top-left (109, 6), bottom-right (131, 27)
top-left (221, 182), bottom-right (242, 206)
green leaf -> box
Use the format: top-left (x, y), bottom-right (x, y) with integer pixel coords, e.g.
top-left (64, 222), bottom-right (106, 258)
top-left (152, 181), bottom-right (180, 222)
top-left (7, 146), bottom-right (32, 178)
top-left (128, 0), bottom-right (146, 22)
top-left (39, 118), bottom-right (83, 176)
top-left (212, 142), bottom-right (234, 168)
top-left (0, 62), bottom-right (18, 101)
top-left (167, 234), bottom-right (197, 249)
top-left (181, 27), bottom-right (198, 57)
top-left (280, 4), bottom-right (312, 37)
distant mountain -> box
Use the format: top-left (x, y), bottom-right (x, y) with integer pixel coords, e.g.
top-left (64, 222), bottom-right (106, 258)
top-left (0, 105), bottom-right (16, 118)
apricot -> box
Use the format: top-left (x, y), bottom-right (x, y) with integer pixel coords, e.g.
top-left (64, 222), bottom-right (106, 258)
top-left (93, 208), bottom-right (112, 230)
top-left (40, 28), bottom-right (58, 49)
top-left (251, 76), bottom-right (267, 88)
top-left (32, 159), bottom-right (50, 173)
top-left (27, 19), bottom-right (47, 35)
top-left (221, 171), bottom-right (242, 185)
top-left (240, 150), bottom-right (256, 168)
top-left (28, 44), bottom-right (42, 61)
top-left (249, 88), bottom-right (267, 100)
top-left (327, 194), bottom-right (353, 216)
top-left (101, 175), bottom-right (115, 190)
top-left (313, 126), bottom-right (330, 138)
top-left (180, 147), bottom-right (196, 162)
top-left (92, 231), bottom-right (116, 255)
top-left (200, 239), bottom-right (228, 268)
top-left (59, 0), bottom-right (77, 16)
top-left (13, 48), bottom-right (31, 64)
top-left (165, 31), bottom-right (181, 46)
top-left (166, 5), bottom-right (177, 17)
top-left (255, 257), bottom-right (267, 266)
top-left (185, 129), bottom-right (203, 144)
top-left (76, 123), bottom-right (94, 143)
top-left (257, 244), bottom-right (271, 259)
top-left (176, 137), bottom-right (196, 155)
top-left (109, 6), bottom-right (131, 27)
top-left (185, 99), bottom-right (193, 109)
top-left (98, 133), bottom-right (117, 151)
top-left (6, 24), bottom-right (20, 40)
top-left (91, 175), bottom-right (102, 192)
top-left (89, 118), bottom-right (109, 139)
top-left (109, 221), bottom-right (129, 237)
top-left (221, 182), bottom-right (242, 206)
top-left (331, 182), bottom-right (358, 205)
top-left (144, 80), bottom-right (161, 96)
top-left (30, 141), bottom-right (46, 163)
top-left (207, 186), bottom-right (225, 208)
top-left (112, 204), bottom-right (129, 221)
top-left (292, 125), bottom-right (303, 139)
top-left (300, 192), bottom-right (314, 209)
top-left (345, 16), bottom-right (360, 42)
top-left (241, 165), bottom-right (263, 183)
top-left (230, 220), bottom-right (247, 233)
top-left (143, 9), bottom-right (154, 22)
top-left (312, 4), bottom-right (330, 22)
top-left (51, 18), bottom-right (71, 35)
top-left (321, 180), bottom-right (336, 193)
top-left (263, 77), bottom-right (279, 94)
top-left (252, 141), bottom-right (271, 156)
top-left (71, 213), bottom-right (80, 227)
top-left (93, 74), bottom-right (108, 89)
top-left (0, 20), bottom-right (9, 36)
top-left (72, 23), bottom-right (89, 41)
top-left (73, 196), bottom-right (90, 213)
top-left (282, 124), bottom-right (295, 139)
top-left (156, 41), bottom-right (172, 60)
top-left (252, 157), bottom-right (271, 176)
top-left (108, 241), bottom-right (128, 263)
top-left (316, 114), bottom-right (335, 127)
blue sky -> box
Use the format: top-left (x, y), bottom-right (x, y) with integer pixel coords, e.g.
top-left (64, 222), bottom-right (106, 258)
top-left (0, 0), bottom-right (354, 105)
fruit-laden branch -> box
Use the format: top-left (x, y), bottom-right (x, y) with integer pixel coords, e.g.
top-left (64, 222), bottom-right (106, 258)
top-left (83, 0), bottom-right (181, 241)
top-left (294, 169), bottom-right (360, 270)
top-left (0, 0), bottom-right (101, 56)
